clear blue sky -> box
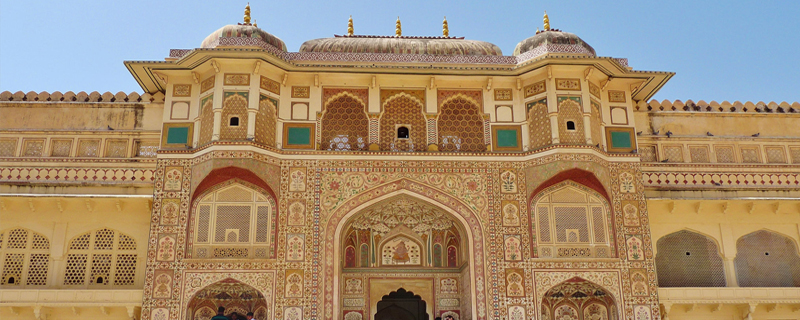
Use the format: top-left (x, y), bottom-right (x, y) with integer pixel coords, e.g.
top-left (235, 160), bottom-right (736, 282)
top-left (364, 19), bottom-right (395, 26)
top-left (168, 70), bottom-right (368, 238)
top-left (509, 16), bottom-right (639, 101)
top-left (1, 0), bottom-right (798, 103)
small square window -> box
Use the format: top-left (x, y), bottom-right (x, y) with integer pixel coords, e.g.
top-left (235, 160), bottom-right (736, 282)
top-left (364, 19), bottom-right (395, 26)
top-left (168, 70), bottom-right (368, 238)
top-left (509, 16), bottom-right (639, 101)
top-left (397, 126), bottom-right (410, 139)
top-left (566, 121), bottom-right (576, 131)
top-left (229, 117), bottom-right (240, 126)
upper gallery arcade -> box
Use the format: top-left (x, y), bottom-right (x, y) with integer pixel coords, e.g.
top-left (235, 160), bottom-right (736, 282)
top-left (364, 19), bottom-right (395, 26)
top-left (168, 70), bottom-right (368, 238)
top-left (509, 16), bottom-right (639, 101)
top-left (123, 6), bottom-right (670, 155)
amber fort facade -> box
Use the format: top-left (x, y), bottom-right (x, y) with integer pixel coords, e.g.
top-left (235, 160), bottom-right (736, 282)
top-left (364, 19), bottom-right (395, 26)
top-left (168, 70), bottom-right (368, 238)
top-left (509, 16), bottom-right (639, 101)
top-left (2, 7), bottom-right (800, 320)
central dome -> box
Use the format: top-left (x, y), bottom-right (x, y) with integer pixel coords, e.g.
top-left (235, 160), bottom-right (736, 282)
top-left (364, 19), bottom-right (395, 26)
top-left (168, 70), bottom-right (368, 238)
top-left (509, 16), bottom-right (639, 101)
top-left (299, 35), bottom-right (503, 56)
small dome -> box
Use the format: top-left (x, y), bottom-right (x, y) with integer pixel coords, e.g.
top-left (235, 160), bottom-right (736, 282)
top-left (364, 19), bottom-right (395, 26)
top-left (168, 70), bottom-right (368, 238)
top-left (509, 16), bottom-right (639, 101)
top-left (513, 30), bottom-right (595, 57)
top-left (299, 36), bottom-right (502, 56)
top-left (201, 24), bottom-right (287, 52)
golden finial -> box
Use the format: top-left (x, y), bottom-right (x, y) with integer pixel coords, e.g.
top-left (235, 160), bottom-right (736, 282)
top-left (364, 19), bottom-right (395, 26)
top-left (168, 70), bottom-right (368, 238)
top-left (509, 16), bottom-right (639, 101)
top-left (348, 16), bottom-right (354, 36)
top-left (253, 19), bottom-right (258, 28)
top-left (443, 16), bottom-right (449, 37)
top-left (244, 3), bottom-right (251, 25)
top-left (396, 16), bottom-right (402, 37)
top-left (543, 11), bottom-right (550, 31)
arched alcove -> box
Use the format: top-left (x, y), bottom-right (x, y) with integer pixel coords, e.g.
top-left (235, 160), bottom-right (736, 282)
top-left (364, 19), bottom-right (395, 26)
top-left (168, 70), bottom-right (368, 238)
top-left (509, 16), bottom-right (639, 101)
top-left (530, 181), bottom-right (614, 258)
top-left (735, 230), bottom-right (800, 287)
top-left (188, 180), bottom-right (278, 259)
top-left (186, 278), bottom-right (268, 320)
top-left (541, 277), bottom-right (616, 320)
top-left (656, 230), bottom-right (726, 287)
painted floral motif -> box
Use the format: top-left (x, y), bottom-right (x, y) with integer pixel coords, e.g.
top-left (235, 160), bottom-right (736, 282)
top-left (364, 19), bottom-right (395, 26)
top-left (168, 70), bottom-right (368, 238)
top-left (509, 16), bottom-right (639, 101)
top-left (626, 235), bottom-right (644, 261)
top-left (504, 235), bottom-right (522, 261)
top-left (344, 311), bottom-right (363, 320)
top-left (150, 308), bottom-right (169, 320)
top-left (631, 269), bottom-right (649, 296)
top-left (284, 307), bottom-right (302, 320)
top-left (381, 237), bottom-right (421, 265)
top-left (289, 167), bottom-right (306, 192)
top-left (285, 271), bottom-right (303, 297)
top-left (441, 278), bottom-right (458, 293)
top-left (506, 270), bottom-right (524, 296)
top-left (634, 305), bottom-right (652, 320)
top-left (160, 199), bottom-right (180, 225)
top-left (623, 202), bottom-right (640, 227)
top-left (619, 172), bottom-right (635, 193)
top-left (286, 234), bottom-right (305, 261)
top-left (344, 278), bottom-right (363, 294)
top-left (157, 235), bottom-right (175, 261)
top-left (502, 202), bottom-right (520, 226)
top-left (555, 305), bottom-right (578, 320)
top-left (500, 170), bottom-right (517, 193)
top-left (164, 168), bottom-right (182, 191)
top-left (508, 306), bottom-right (525, 320)
top-left (287, 200), bottom-right (306, 225)
top-left (584, 303), bottom-right (608, 320)
top-left (153, 273), bottom-right (172, 298)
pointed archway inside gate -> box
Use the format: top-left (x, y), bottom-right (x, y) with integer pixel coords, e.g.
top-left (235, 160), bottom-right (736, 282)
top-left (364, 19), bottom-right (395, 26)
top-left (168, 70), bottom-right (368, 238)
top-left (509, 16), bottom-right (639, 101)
top-left (375, 288), bottom-right (429, 320)
top-left (186, 278), bottom-right (268, 320)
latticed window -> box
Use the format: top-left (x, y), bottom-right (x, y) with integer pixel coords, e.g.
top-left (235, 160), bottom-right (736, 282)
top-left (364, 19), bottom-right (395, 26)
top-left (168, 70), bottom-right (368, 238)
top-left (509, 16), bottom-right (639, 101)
top-left (63, 229), bottom-right (138, 286)
top-left (533, 184), bottom-right (612, 258)
top-left (656, 230), bottom-right (726, 287)
top-left (192, 183), bottom-right (277, 259)
top-left (0, 228), bottom-right (51, 286)
top-left (735, 230), bottom-right (800, 287)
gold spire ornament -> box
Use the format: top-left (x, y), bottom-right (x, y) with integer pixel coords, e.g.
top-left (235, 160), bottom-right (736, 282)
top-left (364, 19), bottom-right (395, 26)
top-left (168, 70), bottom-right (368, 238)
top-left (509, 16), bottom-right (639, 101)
top-left (348, 16), bottom-right (354, 36)
top-left (244, 3), bottom-right (251, 25)
top-left (543, 11), bottom-right (550, 31)
top-left (443, 16), bottom-right (449, 37)
top-left (396, 17), bottom-right (402, 37)
top-left (253, 20), bottom-right (258, 28)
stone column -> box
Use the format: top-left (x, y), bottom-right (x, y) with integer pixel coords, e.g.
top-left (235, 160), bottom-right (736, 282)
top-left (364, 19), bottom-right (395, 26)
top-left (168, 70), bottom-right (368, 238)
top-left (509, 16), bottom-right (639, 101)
top-left (212, 109), bottom-right (222, 141)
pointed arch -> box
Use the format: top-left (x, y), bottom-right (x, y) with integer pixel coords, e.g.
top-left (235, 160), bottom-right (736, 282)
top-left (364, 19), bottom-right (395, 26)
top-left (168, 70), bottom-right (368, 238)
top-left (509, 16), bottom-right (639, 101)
top-left (324, 180), bottom-right (485, 320)
top-left (380, 92), bottom-right (427, 152)
top-left (735, 229), bottom-right (800, 287)
top-left (320, 91), bottom-right (369, 151)
top-left (530, 179), bottom-right (615, 258)
top-left (199, 95), bottom-right (215, 145)
top-left (530, 168), bottom-right (610, 204)
top-left (192, 166), bottom-right (275, 203)
top-left (541, 277), bottom-right (616, 320)
top-left (220, 93), bottom-right (249, 140)
top-left (655, 229), bottom-right (726, 287)
top-left (189, 175), bottom-right (278, 259)
top-left (186, 278), bottom-right (268, 319)
top-left (438, 94), bottom-right (486, 152)
top-left (62, 228), bottom-right (138, 287)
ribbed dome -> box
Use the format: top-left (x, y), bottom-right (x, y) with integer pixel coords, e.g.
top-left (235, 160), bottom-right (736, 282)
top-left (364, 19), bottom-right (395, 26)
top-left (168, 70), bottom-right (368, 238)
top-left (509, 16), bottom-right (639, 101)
top-left (299, 36), bottom-right (502, 56)
top-left (201, 24), bottom-right (287, 52)
top-left (513, 30), bottom-right (595, 57)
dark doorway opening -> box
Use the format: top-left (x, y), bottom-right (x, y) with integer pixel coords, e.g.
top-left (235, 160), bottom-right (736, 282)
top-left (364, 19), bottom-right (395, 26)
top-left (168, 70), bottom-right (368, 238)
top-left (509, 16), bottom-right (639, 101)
top-left (375, 288), bottom-right (429, 320)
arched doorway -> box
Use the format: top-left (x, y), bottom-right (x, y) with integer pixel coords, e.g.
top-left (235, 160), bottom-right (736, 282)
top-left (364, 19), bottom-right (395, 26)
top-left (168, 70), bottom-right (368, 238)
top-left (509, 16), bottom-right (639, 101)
top-left (186, 278), bottom-right (268, 320)
top-left (333, 191), bottom-right (477, 320)
top-left (375, 288), bottom-right (429, 320)
top-left (541, 277), bottom-right (616, 320)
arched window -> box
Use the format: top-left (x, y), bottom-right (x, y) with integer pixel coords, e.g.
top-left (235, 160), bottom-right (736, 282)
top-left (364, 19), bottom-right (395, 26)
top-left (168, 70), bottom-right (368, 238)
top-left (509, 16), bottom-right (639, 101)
top-left (380, 93), bottom-right (426, 152)
top-left (532, 183), bottom-right (612, 258)
top-left (191, 182), bottom-right (277, 259)
top-left (63, 228), bottom-right (137, 286)
top-left (735, 230), bottom-right (800, 287)
top-left (541, 278), bottom-right (616, 320)
top-left (320, 93), bottom-right (369, 151)
top-left (220, 93), bottom-right (248, 140)
top-left (0, 228), bottom-right (50, 286)
top-left (557, 97), bottom-right (586, 144)
top-left (438, 96), bottom-right (486, 152)
top-left (656, 230), bottom-right (726, 287)
top-left (254, 96), bottom-right (278, 147)
top-left (198, 96), bottom-right (214, 145)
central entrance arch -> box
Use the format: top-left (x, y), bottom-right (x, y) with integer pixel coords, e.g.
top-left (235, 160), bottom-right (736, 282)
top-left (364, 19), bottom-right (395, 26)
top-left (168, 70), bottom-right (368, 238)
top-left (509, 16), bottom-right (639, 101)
top-left (186, 278), bottom-right (268, 320)
top-left (328, 184), bottom-right (484, 320)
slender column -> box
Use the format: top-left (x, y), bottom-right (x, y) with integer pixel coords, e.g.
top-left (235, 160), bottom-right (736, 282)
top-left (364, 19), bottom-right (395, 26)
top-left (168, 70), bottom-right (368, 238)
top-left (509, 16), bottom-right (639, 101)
top-left (212, 109), bottom-right (222, 141)
top-left (583, 114), bottom-right (593, 144)
top-left (549, 113), bottom-right (560, 144)
top-left (247, 109), bottom-right (258, 140)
